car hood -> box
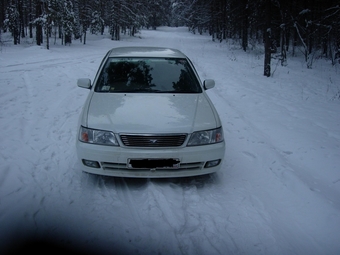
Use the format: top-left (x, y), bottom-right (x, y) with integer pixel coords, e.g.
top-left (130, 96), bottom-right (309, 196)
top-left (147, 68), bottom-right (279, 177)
top-left (86, 93), bottom-right (218, 134)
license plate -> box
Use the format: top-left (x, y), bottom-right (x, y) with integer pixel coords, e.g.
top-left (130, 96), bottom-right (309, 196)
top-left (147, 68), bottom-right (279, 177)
top-left (128, 158), bottom-right (180, 169)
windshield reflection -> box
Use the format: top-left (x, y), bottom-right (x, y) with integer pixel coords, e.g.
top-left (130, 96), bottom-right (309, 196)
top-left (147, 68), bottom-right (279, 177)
top-left (95, 58), bottom-right (202, 93)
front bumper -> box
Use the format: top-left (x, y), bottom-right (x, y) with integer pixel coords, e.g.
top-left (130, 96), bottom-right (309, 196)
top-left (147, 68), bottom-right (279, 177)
top-left (76, 140), bottom-right (225, 178)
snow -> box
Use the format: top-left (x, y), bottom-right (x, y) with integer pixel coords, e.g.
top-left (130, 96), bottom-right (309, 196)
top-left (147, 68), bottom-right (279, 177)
top-left (1, 27), bottom-right (340, 255)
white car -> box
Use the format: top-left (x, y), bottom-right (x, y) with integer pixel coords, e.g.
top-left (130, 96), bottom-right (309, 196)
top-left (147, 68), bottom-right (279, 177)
top-left (76, 47), bottom-right (225, 178)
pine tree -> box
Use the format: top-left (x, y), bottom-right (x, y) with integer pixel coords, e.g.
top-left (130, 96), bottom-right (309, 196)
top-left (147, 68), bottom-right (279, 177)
top-left (3, 4), bottom-right (20, 44)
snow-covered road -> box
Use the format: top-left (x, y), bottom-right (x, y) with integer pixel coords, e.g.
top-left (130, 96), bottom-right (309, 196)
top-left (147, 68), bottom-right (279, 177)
top-left (1, 27), bottom-right (340, 255)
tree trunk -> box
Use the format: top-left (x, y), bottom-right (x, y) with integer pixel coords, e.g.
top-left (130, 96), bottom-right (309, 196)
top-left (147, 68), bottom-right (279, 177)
top-left (54, 26), bottom-right (57, 45)
top-left (36, 1), bottom-right (43, 45)
top-left (46, 26), bottom-right (49, 50)
top-left (279, 1), bottom-right (287, 66)
top-left (264, 0), bottom-right (271, 77)
top-left (242, 0), bottom-right (248, 51)
top-left (18, 0), bottom-right (24, 39)
top-left (101, 24), bottom-right (104, 35)
top-left (36, 24), bottom-right (43, 45)
top-left (13, 27), bottom-right (18, 45)
top-left (280, 25), bottom-right (287, 66)
top-left (29, 0), bottom-right (33, 38)
top-left (335, 20), bottom-right (340, 64)
top-left (29, 22), bottom-right (33, 38)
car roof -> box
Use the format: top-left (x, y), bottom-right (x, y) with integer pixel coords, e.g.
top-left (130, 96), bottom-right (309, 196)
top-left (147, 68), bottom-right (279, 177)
top-left (107, 47), bottom-right (187, 58)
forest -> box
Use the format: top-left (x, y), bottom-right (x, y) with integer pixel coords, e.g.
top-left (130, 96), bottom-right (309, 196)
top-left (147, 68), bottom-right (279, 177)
top-left (1, 0), bottom-right (340, 75)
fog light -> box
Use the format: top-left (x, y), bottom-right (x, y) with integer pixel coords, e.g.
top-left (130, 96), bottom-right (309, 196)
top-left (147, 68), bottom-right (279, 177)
top-left (204, 159), bottom-right (221, 168)
top-left (82, 159), bottom-right (100, 168)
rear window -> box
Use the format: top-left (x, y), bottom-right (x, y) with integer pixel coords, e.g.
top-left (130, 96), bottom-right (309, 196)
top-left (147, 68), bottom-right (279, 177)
top-left (94, 58), bottom-right (202, 93)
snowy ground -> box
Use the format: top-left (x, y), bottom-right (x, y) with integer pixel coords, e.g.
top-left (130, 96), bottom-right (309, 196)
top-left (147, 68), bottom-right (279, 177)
top-left (1, 27), bottom-right (340, 255)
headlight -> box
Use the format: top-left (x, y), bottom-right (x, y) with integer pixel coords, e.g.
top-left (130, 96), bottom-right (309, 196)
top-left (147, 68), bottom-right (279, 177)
top-left (79, 126), bottom-right (119, 146)
top-left (187, 127), bottom-right (224, 146)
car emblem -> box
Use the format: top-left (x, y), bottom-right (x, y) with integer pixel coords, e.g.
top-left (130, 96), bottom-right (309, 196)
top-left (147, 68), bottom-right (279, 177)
top-left (149, 139), bottom-right (158, 144)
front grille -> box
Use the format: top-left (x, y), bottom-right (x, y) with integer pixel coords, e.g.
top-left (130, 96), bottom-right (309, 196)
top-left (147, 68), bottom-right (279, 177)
top-left (101, 161), bottom-right (204, 171)
top-left (120, 134), bottom-right (187, 147)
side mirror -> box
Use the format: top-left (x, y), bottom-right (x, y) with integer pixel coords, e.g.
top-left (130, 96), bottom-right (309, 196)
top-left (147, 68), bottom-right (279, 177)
top-left (77, 78), bottom-right (91, 89)
top-left (203, 79), bottom-right (215, 90)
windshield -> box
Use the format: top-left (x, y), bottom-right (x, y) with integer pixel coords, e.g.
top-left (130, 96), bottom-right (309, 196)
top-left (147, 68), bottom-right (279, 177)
top-left (94, 57), bottom-right (202, 93)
